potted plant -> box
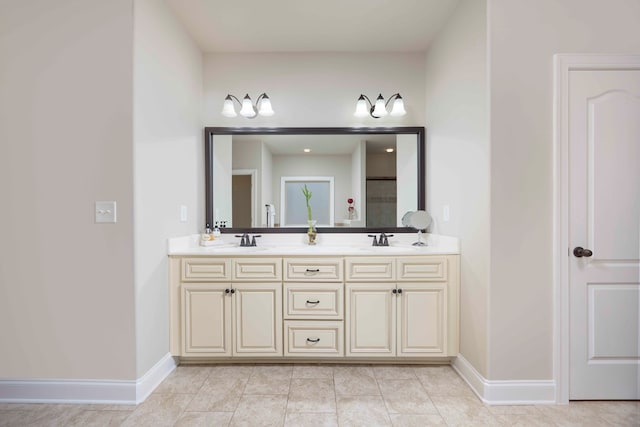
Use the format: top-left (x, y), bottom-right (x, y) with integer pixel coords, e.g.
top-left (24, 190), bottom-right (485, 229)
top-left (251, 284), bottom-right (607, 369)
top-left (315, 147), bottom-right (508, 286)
top-left (302, 184), bottom-right (317, 245)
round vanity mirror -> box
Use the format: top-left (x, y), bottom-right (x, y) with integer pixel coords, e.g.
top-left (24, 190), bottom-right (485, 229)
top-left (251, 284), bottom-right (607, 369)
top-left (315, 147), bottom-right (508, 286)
top-left (402, 210), bottom-right (432, 246)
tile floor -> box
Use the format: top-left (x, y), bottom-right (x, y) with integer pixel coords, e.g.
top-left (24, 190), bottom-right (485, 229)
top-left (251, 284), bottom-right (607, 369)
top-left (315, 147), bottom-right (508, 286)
top-left (0, 364), bottom-right (638, 426)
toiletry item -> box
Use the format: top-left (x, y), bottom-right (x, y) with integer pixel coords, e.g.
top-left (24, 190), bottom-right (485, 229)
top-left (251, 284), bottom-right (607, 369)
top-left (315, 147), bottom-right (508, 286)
top-left (201, 224), bottom-right (214, 241)
top-left (213, 226), bottom-right (221, 237)
top-left (265, 204), bottom-right (276, 228)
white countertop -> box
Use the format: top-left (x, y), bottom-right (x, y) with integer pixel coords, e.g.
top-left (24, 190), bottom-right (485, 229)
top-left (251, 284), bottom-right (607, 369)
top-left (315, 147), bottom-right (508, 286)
top-left (168, 232), bottom-right (460, 256)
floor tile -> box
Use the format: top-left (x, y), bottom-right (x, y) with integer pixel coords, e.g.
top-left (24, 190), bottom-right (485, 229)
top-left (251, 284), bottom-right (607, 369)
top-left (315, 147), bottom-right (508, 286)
top-left (0, 404), bottom-right (85, 427)
top-left (287, 378), bottom-right (336, 413)
top-left (65, 409), bottom-right (132, 426)
top-left (174, 411), bottom-right (233, 427)
top-left (414, 365), bottom-right (474, 396)
top-left (208, 364), bottom-right (255, 379)
top-left (186, 377), bottom-right (247, 411)
top-left (284, 412), bottom-right (339, 427)
top-left (292, 364), bottom-right (334, 379)
top-left (252, 364), bottom-right (293, 379)
top-left (121, 393), bottom-right (194, 427)
top-left (333, 365), bottom-right (380, 396)
top-left (336, 395), bottom-right (391, 427)
top-left (430, 395), bottom-right (501, 426)
top-left (535, 402), bottom-right (627, 427)
top-left (493, 413), bottom-right (556, 426)
top-left (244, 376), bottom-right (291, 395)
top-left (389, 413), bottom-right (447, 426)
top-left (230, 395), bottom-right (287, 427)
top-left (378, 378), bottom-right (437, 414)
top-left (373, 365), bottom-right (417, 380)
top-left (153, 365), bottom-right (210, 394)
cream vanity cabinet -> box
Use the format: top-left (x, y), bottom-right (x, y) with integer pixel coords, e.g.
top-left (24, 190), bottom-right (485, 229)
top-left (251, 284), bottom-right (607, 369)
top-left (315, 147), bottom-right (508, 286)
top-left (170, 257), bottom-right (282, 358)
top-left (345, 256), bottom-right (459, 358)
top-left (170, 253), bottom-right (459, 361)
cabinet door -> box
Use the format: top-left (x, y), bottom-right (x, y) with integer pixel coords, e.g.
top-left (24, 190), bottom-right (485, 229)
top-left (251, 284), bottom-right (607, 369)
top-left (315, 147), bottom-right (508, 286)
top-left (233, 283), bottom-right (283, 357)
top-left (345, 283), bottom-right (396, 357)
top-left (181, 283), bottom-right (232, 356)
top-left (397, 283), bottom-right (447, 356)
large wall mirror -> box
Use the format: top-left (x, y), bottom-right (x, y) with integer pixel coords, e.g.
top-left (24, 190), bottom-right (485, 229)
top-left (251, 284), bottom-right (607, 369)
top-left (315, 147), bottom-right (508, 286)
top-left (205, 127), bottom-right (425, 233)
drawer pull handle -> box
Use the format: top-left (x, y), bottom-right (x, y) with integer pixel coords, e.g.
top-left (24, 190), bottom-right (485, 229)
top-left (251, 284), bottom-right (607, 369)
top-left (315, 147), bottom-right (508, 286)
top-left (305, 268), bottom-right (320, 273)
top-left (306, 337), bottom-right (320, 343)
top-left (306, 300), bottom-right (320, 304)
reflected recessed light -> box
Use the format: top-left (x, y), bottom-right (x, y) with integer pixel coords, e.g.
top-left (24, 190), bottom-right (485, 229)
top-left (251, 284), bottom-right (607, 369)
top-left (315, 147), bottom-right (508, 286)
top-left (386, 148), bottom-right (394, 153)
top-left (304, 148), bottom-right (311, 153)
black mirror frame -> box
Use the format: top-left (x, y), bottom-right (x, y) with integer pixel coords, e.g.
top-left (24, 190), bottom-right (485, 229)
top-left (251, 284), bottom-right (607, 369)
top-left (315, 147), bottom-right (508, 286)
top-left (205, 126), bottom-right (425, 234)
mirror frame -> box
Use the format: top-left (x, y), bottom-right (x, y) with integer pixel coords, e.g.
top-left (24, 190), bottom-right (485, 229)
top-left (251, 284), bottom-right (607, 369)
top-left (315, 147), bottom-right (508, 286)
top-left (205, 126), bottom-right (425, 233)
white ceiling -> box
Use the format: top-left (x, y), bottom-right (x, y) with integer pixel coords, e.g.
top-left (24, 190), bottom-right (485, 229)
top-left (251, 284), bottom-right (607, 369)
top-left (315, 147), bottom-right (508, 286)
top-left (166, 0), bottom-right (460, 53)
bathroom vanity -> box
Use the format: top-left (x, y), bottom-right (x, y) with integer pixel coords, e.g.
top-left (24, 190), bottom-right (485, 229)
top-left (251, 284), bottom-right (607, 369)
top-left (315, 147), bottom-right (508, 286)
top-left (168, 233), bottom-right (460, 363)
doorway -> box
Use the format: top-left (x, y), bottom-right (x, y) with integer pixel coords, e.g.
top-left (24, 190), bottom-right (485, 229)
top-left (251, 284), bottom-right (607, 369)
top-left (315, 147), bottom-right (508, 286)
top-left (232, 169), bottom-right (256, 228)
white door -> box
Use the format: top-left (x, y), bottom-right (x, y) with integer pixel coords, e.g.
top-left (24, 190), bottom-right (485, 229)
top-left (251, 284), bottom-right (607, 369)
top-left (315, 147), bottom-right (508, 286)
top-left (569, 68), bottom-right (640, 399)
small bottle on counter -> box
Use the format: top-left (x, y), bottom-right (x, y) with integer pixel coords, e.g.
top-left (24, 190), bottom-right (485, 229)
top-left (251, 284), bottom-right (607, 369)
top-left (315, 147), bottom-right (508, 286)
top-left (201, 224), bottom-right (214, 242)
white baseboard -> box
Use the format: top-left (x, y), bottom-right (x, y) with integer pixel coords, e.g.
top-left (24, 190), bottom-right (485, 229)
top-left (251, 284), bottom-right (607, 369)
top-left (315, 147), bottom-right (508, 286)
top-left (453, 354), bottom-right (557, 405)
top-left (0, 352), bottom-right (176, 405)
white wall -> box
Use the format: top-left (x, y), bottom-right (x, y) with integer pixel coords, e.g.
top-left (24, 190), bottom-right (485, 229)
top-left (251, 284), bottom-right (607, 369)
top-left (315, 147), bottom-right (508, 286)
top-left (261, 143), bottom-right (274, 226)
top-left (488, 0), bottom-right (640, 380)
top-left (133, 0), bottom-right (203, 376)
top-left (350, 141), bottom-right (366, 225)
top-left (424, 0), bottom-right (489, 376)
top-left (0, 0), bottom-right (136, 379)
top-left (203, 53), bottom-right (426, 127)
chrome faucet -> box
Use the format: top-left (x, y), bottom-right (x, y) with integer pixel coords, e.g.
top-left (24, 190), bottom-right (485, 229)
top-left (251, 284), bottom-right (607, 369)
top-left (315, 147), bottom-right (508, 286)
top-left (379, 233), bottom-right (394, 246)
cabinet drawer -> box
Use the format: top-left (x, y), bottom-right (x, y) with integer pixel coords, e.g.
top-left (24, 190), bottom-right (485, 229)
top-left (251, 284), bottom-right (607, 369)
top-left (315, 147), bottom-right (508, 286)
top-left (284, 258), bottom-right (343, 281)
top-left (284, 321), bottom-right (344, 357)
top-left (345, 257), bottom-right (395, 281)
top-left (284, 283), bottom-right (343, 319)
top-left (397, 257), bottom-right (448, 281)
top-left (181, 258), bottom-right (231, 281)
top-left (232, 258), bottom-right (282, 281)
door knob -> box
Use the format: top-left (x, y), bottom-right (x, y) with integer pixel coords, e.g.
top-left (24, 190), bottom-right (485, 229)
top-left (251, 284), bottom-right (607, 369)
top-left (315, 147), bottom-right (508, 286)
top-left (573, 247), bottom-right (593, 258)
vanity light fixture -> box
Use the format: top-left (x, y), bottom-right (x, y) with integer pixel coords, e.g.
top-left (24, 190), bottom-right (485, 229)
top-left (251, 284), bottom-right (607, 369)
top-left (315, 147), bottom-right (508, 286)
top-left (221, 93), bottom-right (275, 118)
top-left (303, 148), bottom-right (312, 153)
top-left (386, 148), bottom-right (394, 153)
top-left (354, 93), bottom-right (406, 118)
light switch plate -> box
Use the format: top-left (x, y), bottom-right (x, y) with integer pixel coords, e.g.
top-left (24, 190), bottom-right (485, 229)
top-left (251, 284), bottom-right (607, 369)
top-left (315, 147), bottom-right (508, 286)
top-left (443, 205), bottom-right (450, 222)
top-left (95, 201), bottom-right (117, 223)
top-left (180, 205), bottom-right (188, 223)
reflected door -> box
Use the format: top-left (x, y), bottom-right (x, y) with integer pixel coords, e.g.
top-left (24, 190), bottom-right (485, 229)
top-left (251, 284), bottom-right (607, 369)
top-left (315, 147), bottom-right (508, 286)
top-left (569, 68), bottom-right (640, 399)
top-left (232, 174), bottom-right (252, 228)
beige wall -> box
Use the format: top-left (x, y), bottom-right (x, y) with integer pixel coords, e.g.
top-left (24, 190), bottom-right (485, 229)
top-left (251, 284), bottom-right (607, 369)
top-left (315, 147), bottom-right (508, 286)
top-left (488, 0), bottom-right (640, 380)
top-left (133, 0), bottom-right (203, 376)
top-left (203, 53), bottom-right (426, 127)
top-left (0, 0), bottom-right (136, 379)
top-left (425, 0), bottom-right (489, 377)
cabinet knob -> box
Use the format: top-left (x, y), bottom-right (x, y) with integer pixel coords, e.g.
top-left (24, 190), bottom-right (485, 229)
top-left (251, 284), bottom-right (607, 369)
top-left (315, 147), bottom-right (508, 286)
top-left (225, 288), bottom-right (230, 294)
top-left (392, 289), bottom-right (397, 294)
top-left (306, 300), bottom-right (320, 304)
top-left (306, 337), bottom-right (320, 343)
top-left (305, 268), bottom-right (320, 273)
top-left (230, 288), bottom-right (236, 294)
top-left (397, 288), bottom-right (403, 294)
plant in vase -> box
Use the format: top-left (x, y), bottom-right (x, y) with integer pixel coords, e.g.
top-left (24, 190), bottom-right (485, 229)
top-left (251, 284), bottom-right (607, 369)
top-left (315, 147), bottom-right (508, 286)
top-left (302, 184), bottom-right (317, 245)
top-left (347, 197), bottom-right (355, 220)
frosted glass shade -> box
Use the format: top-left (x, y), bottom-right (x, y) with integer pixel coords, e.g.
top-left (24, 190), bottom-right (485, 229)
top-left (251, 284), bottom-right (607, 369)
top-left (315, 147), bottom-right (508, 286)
top-left (354, 95), bottom-right (369, 117)
top-left (258, 95), bottom-right (275, 116)
top-left (372, 94), bottom-right (388, 117)
top-left (239, 94), bottom-right (256, 117)
top-left (389, 96), bottom-right (406, 116)
top-left (221, 96), bottom-right (237, 117)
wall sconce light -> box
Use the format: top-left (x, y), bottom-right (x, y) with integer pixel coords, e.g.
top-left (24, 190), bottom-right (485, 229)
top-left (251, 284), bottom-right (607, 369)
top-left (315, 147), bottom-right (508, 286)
top-left (354, 93), bottom-right (406, 118)
top-left (221, 93), bottom-right (274, 118)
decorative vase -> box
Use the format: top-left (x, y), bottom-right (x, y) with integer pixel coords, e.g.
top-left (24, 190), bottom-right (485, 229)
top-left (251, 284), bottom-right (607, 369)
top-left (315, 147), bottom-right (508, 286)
top-left (307, 220), bottom-right (317, 245)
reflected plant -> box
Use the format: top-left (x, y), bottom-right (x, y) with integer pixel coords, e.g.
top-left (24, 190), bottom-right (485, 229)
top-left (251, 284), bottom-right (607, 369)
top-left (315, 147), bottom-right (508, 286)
top-left (302, 184), bottom-right (313, 222)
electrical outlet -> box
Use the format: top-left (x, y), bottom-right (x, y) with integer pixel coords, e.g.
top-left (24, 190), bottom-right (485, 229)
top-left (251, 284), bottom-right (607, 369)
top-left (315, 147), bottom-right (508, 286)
top-left (95, 201), bottom-right (117, 223)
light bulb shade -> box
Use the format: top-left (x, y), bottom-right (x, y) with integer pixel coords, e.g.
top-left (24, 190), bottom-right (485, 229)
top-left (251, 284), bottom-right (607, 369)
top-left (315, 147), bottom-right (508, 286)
top-left (372, 94), bottom-right (388, 117)
top-left (354, 95), bottom-right (369, 117)
top-left (389, 95), bottom-right (406, 117)
top-left (257, 94), bottom-right (274, 116)
top-left (239, 94), bottom-right (256, 117)
top-left (221, 95), bottom-right (237, 117)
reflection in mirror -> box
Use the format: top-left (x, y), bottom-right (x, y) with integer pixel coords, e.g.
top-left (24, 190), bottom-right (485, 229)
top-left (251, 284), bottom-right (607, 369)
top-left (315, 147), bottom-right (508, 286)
top-left (205, 127), bottom-right (425, 232)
